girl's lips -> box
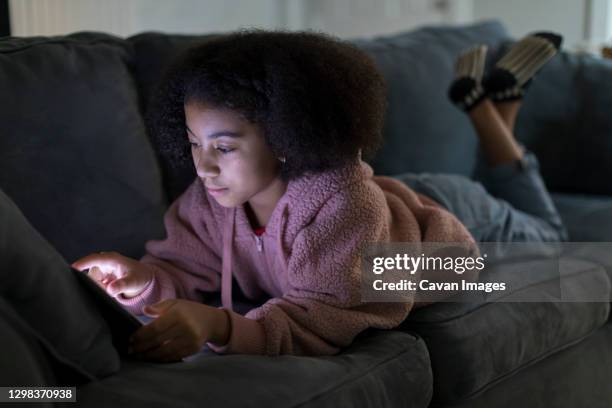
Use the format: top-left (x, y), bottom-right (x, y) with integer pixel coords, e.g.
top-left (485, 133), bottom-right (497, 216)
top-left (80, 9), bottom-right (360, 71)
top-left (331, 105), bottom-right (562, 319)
top-left (207, 187), bottom-right (228, 197)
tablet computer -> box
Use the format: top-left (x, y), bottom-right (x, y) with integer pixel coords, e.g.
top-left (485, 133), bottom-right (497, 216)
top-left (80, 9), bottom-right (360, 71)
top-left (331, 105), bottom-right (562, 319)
top-left (72, 267), bottom-right (143, 357)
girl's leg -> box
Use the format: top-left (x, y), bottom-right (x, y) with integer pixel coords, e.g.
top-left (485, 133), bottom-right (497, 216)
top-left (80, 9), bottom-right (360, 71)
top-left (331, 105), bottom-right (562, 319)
top-left (468, 99), bottom-right (523, 166)
top-left (446, 36), bottom-right (568, 242)
top-left (393, 172), bottom-right (565, 243)
top-left (466, 98), bottom-right (567, 241)
top-left (493, 100), bottom-right (521, 134)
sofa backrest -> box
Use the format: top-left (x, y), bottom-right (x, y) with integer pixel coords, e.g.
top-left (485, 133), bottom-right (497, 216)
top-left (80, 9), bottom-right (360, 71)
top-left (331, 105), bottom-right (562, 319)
top-left (0, 33), bottom-right (167, 261)
top-left (128, 32), bottom-right (219, 201)
top-left (2, 21), bottom-right (611, 262)
top-left (513, 48), bottom-right (612, 195)
top-left (351, 20), bottom-right (510, 177)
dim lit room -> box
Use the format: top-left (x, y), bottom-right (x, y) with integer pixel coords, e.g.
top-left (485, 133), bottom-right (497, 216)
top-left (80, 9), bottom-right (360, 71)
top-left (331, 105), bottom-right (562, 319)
top-left (1, 1), bottom-right (612, 407)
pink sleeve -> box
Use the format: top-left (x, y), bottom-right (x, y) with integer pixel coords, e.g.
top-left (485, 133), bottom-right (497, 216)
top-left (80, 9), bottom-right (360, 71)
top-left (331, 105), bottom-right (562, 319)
top-left (114, 181), bottom-right (223, 315)
top-left (205, 308), bottom-right (267, 355)
top-left (209, 192), bottom-right (413, 356)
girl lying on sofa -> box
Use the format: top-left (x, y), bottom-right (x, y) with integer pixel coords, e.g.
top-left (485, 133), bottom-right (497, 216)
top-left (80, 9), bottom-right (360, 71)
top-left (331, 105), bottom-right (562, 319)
top-left (72, 29), bottom-right (567, 362)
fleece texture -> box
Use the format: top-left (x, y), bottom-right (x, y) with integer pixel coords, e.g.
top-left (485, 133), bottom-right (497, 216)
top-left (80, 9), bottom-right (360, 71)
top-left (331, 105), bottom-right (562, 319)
top-left (114, 158), bottom-right (477, 356)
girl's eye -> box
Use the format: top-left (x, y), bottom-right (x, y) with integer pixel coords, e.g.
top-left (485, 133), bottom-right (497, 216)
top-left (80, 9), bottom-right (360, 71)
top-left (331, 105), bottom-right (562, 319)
top-left (216, 146), bottom-right (235, 154)
top-left (188, 141), bottom-right (233, 154)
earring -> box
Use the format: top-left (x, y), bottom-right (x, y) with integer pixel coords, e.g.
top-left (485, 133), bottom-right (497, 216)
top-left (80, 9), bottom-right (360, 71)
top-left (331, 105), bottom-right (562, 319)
top-left (278, 156), bottom-right (286, 163)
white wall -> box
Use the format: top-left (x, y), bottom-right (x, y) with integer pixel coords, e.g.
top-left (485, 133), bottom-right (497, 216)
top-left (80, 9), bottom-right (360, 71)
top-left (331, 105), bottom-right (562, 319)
top-left (9, 0), bottom-right (134, 37)
top-left (609, 0), bottom-right (612, 39)
top-left (8, 0), bottom-right (611, 46)
top-left (130, 0), bottom-right (286, 35)
top-left (303, 0), bottom-right (472, 39)
top-left (8, 0), bottom-right (472, 39)
top-left (8, 0), bottom-right (290, 37)
top-left (588, 0), bottom-right (612, 43)
top-left (472, 0), bottom-right (594, 50)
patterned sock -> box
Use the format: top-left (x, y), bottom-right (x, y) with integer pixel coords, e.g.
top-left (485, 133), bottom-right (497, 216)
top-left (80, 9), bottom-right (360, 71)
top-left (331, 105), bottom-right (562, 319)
top-left (448, 45), bottom-right (488, 112)
top-left (483, 32), bottom-right (563, 101)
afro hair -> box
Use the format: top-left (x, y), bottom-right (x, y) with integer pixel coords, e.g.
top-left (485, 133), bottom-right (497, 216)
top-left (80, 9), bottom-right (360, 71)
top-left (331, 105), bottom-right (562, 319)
top-left (147, 29), bottom-right (387, 182)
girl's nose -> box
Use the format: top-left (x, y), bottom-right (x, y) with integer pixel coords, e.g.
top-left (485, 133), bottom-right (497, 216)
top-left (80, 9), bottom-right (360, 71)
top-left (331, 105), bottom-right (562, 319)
top-left (194, 152), bottom-right (219, 178)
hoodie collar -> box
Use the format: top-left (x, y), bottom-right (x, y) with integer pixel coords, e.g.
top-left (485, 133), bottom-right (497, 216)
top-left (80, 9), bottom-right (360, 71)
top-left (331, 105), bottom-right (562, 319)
top-left (221, 198), bottom-right (291, 311)
top-left (219, 158), bottom-right (368, 310)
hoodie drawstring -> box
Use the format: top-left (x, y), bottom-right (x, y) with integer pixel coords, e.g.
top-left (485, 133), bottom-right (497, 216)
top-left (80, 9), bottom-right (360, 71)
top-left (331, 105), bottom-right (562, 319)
top-left (276, 204), bottom-right (289, 276)
top-left (221, 207), bottom-right (235, 310)
top-left (221, 203), bottom-right (289, 311)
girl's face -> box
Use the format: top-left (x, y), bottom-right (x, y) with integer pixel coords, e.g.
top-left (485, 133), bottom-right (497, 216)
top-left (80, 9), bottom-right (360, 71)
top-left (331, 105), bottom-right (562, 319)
top-left (184, 102), bottom-right (282, 209)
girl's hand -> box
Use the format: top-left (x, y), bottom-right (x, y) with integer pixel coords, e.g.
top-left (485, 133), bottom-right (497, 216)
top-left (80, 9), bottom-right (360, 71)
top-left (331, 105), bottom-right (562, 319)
top-left (128, 299), bottom-right (230, 362)
top-left (71, 251), bottom-right (154, 298)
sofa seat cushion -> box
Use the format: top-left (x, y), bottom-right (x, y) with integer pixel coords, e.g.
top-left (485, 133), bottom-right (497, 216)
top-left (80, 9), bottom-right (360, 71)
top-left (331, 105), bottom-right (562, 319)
top-left (0, 188), bottom-right (120, 382)
top-left (401, 256), bottom-right (611, 405)
top-left (441, 322), bottom-right (612, 408)
top-left (73, 329), bottom-right (433, 408)
top-left (552, 192), bottom-right (612, 242)
top-left (0, 32), bottom-right (167, 261)
top-left (0, 298), bottom-right (59, 388)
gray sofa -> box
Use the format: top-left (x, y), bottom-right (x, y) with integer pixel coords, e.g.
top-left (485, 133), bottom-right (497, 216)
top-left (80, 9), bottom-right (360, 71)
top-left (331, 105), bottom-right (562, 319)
top-left (1, 20), bottom-right (611, 407)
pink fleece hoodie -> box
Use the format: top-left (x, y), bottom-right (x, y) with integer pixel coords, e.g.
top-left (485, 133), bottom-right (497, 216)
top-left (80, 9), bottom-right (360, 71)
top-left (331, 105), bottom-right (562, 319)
top-left (115, 158), bottom-right (476, 356)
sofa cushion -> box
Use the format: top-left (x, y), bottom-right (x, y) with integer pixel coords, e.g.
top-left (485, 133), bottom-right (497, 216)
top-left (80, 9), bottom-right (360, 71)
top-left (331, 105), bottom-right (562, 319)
top-left (514, 51), bottom-right (612, 196)
top-left (75, 329), bottom-right (432, 408)
top-left (350, 20), bottom-right (510, 177)
top-left (400, 256), bottom-right (611, 405)
top-left (128, 32), bottom-right (218, 116)
top-left (0, 32), bottom-right (167, 261)
top-left (0, 297), bottom-right (103, 388)
top-left (0, 187), bottom-right (120, 382)
top-left (0, 298), bottom-right (58, 388)
top-left (552, 192), bottom-right (612, 241)
top-left (442, 322), bottom-right (612, 408)
top-left (128, 32), bottom-right (218, 202)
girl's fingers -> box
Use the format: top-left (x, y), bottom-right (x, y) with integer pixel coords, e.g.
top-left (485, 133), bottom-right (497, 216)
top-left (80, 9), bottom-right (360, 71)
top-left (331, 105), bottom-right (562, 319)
top-left (131, 312), bottom-right (180, 349)
top-left (85, 267), bottom-right (112, 290)
top-left (141, 337), bottom-right (193, 362)
top-left (72, 252), bottom-right (130, 276)
top-left (72, 254), bottom-right (111, 271)
top-left (106, 278), bottom-right (129, 296)
top-left (87, 266), bottom-right (106, 282)
top-left (132, 322), bottom-right (181, 354)
top-left (87, 265), bottom-right (101, 278)
top-left (86, 266), bottom-right (111, 281)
